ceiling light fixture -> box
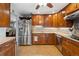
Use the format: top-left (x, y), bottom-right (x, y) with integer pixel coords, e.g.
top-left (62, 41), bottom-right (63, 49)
top-left (35, 3), bottom-right (53, 10)
top-left (49, 15), bottom-right (51, 17)
top-left (62, 11), bottom-right (66, 14)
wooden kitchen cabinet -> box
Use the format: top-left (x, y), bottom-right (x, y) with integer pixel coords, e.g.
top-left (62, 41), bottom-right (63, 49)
top-left (52, 12), bottom-right (73, 27)
top-left (32, 13), bottom-right (73, 27)
top-left (32, 33), bottom-right (57, 45)
top-left (62, 37), bottom-right (79, 56)
top-left (57, 12), bottom-right (66, 27)
top-left (46, 33), bottom-right (57, 45)
top-left (39, 33), bottom-right (47, 44)
top-left (65, 3), bottom-right (77, 14)
top-left (44, 15), bottom-right (53, 27)
top-left (0, 39), bottom-right (15, 56)
top-left (32, 3), bottom-right (77, 27)
top-left (32, 15), bottom-right (44, 26)
top-left (52, 13), bottom-right (58, 27)
top-left (32, 33), bottom-right (47, 44)
top-left (0, 3), bottom-right (10, 27)
top-left (56, 34), bottom-right (62, 52)
top-left (32, 14), bottom-right (53, 27)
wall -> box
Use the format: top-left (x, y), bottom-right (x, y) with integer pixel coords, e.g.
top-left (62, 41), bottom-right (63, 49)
top-left (0, 28), bottom-right (6, 37)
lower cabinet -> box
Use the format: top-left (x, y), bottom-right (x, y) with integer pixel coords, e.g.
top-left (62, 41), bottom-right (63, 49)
top-left (46, 33), bottom-right (57, 45)
top-left (62, 37), bottom-right (79, 56)
top-left (32, 33), bottom-right (47, 44)
top-left (32, 33), bottom-right (57, 45)
top-left (0, 39), bottom-right (15, 56)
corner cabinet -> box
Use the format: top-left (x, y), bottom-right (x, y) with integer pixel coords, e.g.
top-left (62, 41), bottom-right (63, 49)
top-left (0, 3), bottom-right (10, 27)
top-left (0, 39), bottom-right (15, 56)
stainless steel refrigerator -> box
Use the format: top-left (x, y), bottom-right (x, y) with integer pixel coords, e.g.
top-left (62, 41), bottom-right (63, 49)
top-left (18, 16), bottom-right (32, 45)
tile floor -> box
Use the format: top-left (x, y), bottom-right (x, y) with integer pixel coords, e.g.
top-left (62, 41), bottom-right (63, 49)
top-left (16, 45), bottom-right (62, 56)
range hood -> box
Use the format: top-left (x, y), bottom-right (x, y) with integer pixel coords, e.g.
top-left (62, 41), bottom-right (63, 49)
top-left (64, 10), bottom-right (79, 20)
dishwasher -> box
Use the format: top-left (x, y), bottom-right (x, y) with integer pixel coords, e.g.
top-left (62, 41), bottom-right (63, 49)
top-left (56, 34), bottom-right (62, 51)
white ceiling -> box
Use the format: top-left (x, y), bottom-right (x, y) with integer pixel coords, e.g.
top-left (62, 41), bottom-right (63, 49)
top-left (11, 3), bottom-right (69, 15)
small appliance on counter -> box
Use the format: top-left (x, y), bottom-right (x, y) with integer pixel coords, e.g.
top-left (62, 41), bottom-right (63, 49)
top-left (6, 27), bottom-right (16, 37)
top-left (6, 22), bottom-right (16, 37)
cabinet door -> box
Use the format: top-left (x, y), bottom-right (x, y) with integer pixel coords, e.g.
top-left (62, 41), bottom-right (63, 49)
top-left (52, 14), bottom-right (58, 27)
top-left (65, 3), bottom-right (77, 14)
top-left (62, 37), bottom-right (79, 56)
top-left (32, 15), bottom-right (44, 26)
top-left (38, 33), bottom-right (47, 44)
top-left (46, 34), bottom-right (57, 45)
top-left (32, 15), bottom-right (39, 25)
top-left (77, 3), bottom-right (79, 9)
top-left (0, 46), bottom-right (13, 56)
top-left (57, 12), bottom-right (66, 27)
top-left (32, 33), bottom-right (47, 45)
top-left (10, 45), bottom-right (15, 56)
top-left (0, 3), bottom-right (10, 27)
top-left (62, 46), bottom-right (71, 56)
top-left (44, 15), bottom-right (53, 27)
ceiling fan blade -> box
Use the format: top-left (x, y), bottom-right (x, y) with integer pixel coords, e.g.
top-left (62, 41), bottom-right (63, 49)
top-left (35, 5), bottom-right (40, 9)
top-left (47, 3), bottom-right (53, 8)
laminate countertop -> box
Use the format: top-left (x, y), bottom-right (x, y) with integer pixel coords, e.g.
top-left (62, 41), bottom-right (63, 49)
top-left (32, 30), bottom-right (79, 43)
top-left (55, 33), bottom-right (79, 43)
top-left (0, 37), bottom-right (15, 45)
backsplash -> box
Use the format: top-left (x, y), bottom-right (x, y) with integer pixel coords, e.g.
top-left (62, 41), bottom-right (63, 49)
top-left (32, 26), bottom-right (71, 34)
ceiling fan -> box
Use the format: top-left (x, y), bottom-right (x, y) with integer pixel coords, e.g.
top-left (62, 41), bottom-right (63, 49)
top-left (35, 3), bottom-right (53, 10)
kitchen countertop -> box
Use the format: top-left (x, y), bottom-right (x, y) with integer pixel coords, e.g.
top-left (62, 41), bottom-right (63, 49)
top-left (32, 30), bottom-right (79, 42)
top-left (55, 33), bottom-right (79, 42)
top-left (0, 37), bottom-right (15, 45)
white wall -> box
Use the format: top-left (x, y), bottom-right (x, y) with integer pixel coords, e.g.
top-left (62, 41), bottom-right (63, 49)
top-left (0, 28), bottom-right (6, 37)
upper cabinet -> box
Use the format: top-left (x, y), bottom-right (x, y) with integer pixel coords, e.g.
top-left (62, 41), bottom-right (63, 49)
top-left (77, 3), bottom-right (79, 9)
top-left (64, 3), bottom-right (79, 14)
top-left (32, 3), bottom-right (79, 27)
top-left (0, 3), bottom-right (10, 27)
top-left (32, 13), bottom-right (73, 27)
top-left (32, 14), bottom-right (53, 27)
top-left (57, 12), bottom-right (66, 27)
top-left (52, 14), bottom-right (58, 27)
top-left (32, 15), bottom-right (44, 26)
top-left (44, 15), bottom-right (53, 27)
top-left (65, 3), bottom-right (77, 14)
